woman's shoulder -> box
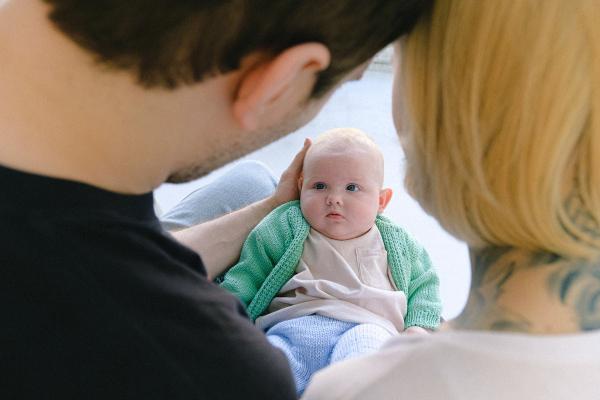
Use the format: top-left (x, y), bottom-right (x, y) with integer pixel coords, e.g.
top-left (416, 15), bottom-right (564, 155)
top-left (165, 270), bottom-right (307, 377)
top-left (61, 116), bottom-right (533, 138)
top-left (302, 330), bottom-right (600, 400)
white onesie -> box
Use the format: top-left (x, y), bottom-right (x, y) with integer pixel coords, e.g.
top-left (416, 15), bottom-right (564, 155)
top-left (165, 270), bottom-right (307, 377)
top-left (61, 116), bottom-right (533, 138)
top-left (255, 226), bottom-right (407, 335)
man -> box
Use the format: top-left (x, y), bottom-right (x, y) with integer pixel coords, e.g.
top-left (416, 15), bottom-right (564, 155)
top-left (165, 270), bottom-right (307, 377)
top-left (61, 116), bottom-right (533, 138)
top-left (1, 0), bottom-right (431, 398)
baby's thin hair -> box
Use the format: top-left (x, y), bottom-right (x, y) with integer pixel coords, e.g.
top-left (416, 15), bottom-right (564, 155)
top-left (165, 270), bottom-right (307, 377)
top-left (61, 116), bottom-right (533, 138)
top-left (314, 127), bottom-right (381, 155)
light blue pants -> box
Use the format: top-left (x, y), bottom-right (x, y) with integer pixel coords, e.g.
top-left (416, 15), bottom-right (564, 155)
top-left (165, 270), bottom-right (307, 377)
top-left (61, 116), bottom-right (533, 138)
top-left (160, 160), bottom-right (277, 230)
top-left (266, 315), bottom-right (393, 395)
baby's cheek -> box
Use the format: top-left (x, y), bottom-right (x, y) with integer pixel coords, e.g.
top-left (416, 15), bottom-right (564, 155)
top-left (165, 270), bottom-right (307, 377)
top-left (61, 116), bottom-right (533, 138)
top-left (300, 198), bottom-right (317, 224)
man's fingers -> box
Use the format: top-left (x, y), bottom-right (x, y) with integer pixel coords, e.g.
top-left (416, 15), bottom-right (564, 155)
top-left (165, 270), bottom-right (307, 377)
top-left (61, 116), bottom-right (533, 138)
top-left (287, 138), bottom-right (312, 173)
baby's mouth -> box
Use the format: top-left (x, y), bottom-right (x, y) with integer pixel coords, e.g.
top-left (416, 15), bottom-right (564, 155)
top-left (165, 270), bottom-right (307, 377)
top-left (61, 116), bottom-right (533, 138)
top-left (326, 212), bottom-right (344, 220)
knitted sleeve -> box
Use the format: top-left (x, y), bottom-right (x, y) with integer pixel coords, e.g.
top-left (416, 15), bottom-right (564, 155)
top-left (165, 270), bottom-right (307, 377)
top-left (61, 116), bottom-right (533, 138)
top-left (220, 201), bottom-right (300, 308)
top-left (220, 226), bottom-right (277, 307)
top-left (404, 246), bottom-right (442, 329)
top-left (377, 216), bottom-right (442, 330)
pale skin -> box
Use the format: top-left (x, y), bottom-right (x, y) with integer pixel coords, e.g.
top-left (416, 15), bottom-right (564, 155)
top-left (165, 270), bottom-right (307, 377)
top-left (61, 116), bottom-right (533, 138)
top-left (392, 42), bottom-right (600, 334)
top-left (0, 0), bottom-right (368, 280)
top-left (299, 143), bottom-right (391, 241)
top-left (298, 139), bottom-right (428, 334)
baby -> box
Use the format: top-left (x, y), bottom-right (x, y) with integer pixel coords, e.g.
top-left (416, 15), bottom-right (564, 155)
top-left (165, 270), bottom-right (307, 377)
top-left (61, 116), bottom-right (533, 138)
top-left (221, 128), bottom-right (441, 394)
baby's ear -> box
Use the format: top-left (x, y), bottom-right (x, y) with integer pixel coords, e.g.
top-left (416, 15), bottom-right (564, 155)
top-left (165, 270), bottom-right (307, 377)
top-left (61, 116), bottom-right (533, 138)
top-left (378, 188), bottom-right (393, 213)
top-left (297, 173), bottom-right (304, 193)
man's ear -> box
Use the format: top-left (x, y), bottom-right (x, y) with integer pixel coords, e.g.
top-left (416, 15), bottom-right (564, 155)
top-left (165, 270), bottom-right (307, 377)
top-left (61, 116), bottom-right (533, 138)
top-left (378, 188), bottom-right (393, 213)
top-left (232, 43), bottom-right (331, 131)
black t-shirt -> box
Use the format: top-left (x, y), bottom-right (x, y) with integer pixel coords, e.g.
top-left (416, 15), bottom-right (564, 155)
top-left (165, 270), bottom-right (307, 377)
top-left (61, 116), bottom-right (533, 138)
top-left (0, 165), bottom-right (296, 399)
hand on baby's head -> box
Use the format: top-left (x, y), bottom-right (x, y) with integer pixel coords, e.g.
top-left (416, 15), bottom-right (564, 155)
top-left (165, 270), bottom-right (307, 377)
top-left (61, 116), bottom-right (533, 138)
top-left (299, 128), bottom-right (392, 241)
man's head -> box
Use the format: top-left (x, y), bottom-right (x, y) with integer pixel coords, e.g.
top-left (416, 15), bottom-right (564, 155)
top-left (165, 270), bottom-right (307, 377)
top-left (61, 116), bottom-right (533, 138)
top-left (44, 0), bottom-right (431, 97)
top-left (0, 0), bottom-right (431, 194)
top-left (299, 128), bottom-right (393, 240)
top-left (41, 0), bottom-right (433, 185)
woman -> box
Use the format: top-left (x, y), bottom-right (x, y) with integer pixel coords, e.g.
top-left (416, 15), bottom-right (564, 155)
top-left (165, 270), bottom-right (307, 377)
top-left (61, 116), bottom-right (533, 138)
top-left (303, 0), bottom-right (600, 398)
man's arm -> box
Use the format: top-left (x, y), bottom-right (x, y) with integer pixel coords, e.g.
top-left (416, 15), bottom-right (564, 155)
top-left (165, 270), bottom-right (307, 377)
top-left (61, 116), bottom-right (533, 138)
top-left (172, 139), bottom-right (311, 280)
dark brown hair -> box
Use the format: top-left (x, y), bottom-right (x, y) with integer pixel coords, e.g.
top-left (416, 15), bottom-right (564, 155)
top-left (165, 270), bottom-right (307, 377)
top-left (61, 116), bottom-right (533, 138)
top-left (44, 0), bottom-right (431, 96)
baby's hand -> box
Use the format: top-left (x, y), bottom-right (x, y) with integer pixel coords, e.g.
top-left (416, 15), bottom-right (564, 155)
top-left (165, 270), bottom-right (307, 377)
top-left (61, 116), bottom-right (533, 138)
top-left (404, 326), bottom-right (430, 335)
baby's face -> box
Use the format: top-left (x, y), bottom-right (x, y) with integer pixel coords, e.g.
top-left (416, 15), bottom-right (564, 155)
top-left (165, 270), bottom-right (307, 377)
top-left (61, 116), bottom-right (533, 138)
top-left (299, 146), bottom-right (385, 240)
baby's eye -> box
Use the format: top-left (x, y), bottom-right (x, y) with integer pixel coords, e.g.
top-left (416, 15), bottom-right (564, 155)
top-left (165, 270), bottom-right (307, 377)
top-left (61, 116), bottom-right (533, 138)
top-left (346, 183), bottom-right (359, 192)
top-left (313, 182), bottom-right (327, 190)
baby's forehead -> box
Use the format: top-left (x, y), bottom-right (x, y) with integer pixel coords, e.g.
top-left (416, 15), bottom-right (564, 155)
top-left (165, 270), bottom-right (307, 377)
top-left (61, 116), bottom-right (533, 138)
top-left (304, 143), bottom-right (384, 183)
top-left (309, 128), bottom-right (383, 159)
top-left (307, 139), bottom-right (383, 164)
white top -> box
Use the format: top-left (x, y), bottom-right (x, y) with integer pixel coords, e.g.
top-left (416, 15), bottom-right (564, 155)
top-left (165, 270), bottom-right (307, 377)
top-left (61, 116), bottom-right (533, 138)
top-left (255, 226), bottom-right (407, 335)
top-left (302, 329), bottom-right (600, 400)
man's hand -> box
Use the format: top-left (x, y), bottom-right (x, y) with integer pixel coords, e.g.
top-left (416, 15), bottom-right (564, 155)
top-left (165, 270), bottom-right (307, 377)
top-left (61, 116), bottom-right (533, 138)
top-left (269, 138), bottom-right (312, 208)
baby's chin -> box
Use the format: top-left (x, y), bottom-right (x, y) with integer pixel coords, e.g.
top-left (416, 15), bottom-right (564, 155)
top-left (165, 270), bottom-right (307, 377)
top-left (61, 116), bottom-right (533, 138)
top-left (314, 226), bottom-right (374, 241)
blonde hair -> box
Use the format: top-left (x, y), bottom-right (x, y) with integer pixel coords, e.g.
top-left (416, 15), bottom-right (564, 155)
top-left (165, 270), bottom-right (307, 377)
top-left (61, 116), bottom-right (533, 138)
top-left (401, 0), bottom-right (600, 259)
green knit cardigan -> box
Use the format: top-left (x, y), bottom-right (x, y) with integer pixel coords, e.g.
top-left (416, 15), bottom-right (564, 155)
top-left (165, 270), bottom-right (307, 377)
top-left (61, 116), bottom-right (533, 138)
top-left (221, 201), bottom-right (441, 329)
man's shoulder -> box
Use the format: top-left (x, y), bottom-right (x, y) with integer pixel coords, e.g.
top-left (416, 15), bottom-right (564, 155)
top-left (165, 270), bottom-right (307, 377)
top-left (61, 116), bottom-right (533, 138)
top-left (5, 209), bottom-right (297, 399)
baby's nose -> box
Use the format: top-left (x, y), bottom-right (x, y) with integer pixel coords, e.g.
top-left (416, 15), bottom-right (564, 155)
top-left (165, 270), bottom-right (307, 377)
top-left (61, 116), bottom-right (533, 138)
top-left (326, 193), bottom-right (343, 206)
